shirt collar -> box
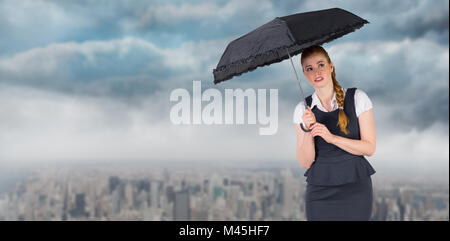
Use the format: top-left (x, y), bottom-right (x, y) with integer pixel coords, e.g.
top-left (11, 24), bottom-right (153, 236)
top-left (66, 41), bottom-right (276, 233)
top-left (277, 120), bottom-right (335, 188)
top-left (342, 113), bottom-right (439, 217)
top-left (311, 87), bottom-right (344, 110)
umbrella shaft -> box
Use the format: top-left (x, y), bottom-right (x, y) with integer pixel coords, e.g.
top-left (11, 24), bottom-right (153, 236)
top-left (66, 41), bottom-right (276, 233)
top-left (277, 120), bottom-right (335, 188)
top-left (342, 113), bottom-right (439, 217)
top-left (286, 49), bottom-right (308, 110)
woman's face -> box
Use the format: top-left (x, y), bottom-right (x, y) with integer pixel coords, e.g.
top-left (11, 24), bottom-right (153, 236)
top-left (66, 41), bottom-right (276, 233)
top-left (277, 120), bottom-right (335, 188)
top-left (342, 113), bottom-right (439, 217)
top-left (302, 53), bottom-right (334, 88)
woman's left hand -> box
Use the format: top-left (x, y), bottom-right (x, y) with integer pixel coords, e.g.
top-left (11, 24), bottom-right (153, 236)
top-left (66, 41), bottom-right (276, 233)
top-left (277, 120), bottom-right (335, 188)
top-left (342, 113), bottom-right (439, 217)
top-left (310, 122), bottom-right (337, 144)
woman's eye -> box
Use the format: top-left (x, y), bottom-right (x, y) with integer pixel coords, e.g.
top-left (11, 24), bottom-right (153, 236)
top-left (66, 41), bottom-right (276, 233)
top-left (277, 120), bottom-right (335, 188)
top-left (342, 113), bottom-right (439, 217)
top-left (306, 68), bottom-right (312, 71)
top-left (319, 63), bottom-right (324, 67)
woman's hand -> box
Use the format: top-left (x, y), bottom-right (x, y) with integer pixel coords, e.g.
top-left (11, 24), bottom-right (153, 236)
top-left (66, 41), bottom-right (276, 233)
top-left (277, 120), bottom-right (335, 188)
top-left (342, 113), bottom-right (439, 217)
top-left (310, 122), bottom-right (337, 144)
top-left (301, 106), bottom-right (316, 130)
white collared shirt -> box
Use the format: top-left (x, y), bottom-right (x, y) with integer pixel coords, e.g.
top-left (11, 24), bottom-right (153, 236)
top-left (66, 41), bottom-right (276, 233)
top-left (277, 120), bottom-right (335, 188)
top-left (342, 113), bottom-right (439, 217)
top-left (293, 87), bottom-right (373, 125)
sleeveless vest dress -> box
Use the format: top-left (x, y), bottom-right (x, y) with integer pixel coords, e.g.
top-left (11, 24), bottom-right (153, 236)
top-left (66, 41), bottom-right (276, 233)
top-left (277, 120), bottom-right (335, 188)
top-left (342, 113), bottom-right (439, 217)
top-left (303, 87), bottom-right (376, 221)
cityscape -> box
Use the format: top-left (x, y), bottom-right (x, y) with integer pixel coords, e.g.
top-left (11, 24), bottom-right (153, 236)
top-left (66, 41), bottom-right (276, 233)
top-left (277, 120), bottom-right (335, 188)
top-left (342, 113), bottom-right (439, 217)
top-left (0, 161), bottom-right (448, 221)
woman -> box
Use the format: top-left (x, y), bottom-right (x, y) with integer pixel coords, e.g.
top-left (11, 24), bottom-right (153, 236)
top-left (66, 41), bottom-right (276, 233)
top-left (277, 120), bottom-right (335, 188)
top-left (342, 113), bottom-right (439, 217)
top-left (293, 45), bottom-right (377, 221)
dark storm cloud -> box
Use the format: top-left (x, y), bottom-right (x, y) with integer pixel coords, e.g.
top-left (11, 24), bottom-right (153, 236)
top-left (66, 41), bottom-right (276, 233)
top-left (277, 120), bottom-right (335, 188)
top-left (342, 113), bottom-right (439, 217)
top-left (0, 0), bottom-right (278, 55)
top-left (289, 0), bottom-right (449, 44)
top-left (1, 0), bottom-right (447, 56)
top-left (0, 37), bottom-right (192, 101)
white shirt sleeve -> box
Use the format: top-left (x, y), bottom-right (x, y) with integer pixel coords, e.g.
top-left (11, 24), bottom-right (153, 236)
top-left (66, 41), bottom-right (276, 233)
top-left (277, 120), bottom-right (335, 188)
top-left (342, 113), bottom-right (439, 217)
top-left (293, 101), bottom-right (306, 124)
top-left (355, 89), bottom-right (373, 117)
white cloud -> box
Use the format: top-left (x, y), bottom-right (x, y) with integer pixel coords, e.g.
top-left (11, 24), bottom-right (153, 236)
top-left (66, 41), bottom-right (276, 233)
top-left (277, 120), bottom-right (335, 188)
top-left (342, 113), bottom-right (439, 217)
top-left (137, 0), bottom-right (275, 27)
top-left (371, 121), bottom-right (449, 174)
top-left (0, 83), bottom-right (281, 165)
top-left (140, 2), bottom-right (220, 25)
top-left (0, 38), bottom-right (154, 74)
top-left (0, 83), bottom-right (447, 179)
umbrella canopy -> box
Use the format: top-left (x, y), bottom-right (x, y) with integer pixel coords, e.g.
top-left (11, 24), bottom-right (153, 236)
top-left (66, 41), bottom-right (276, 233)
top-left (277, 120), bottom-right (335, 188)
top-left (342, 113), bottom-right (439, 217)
top-left (212, 7), bottom-right (369, 84)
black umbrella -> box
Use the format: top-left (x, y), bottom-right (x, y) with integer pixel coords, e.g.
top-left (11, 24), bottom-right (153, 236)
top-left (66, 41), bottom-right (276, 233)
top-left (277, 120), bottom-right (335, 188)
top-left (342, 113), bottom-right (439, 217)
top-left (212, 7), bottom-right (369, 132)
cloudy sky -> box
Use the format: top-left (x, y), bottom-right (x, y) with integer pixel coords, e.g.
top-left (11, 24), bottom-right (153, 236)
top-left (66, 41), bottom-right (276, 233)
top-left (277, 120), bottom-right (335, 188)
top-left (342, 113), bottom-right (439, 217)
top-left (0, 0), bottom-right (448, 178)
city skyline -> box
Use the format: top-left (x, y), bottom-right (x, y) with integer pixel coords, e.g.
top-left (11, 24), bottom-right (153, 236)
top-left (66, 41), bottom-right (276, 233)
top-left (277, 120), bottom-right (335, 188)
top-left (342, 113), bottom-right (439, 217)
top-left (0, 161), bottom-right (447, 221)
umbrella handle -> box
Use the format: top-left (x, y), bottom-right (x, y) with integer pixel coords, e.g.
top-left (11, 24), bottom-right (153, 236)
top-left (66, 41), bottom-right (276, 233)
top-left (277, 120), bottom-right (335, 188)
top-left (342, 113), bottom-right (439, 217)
top-left (300, 122), bottom-right (314, 132)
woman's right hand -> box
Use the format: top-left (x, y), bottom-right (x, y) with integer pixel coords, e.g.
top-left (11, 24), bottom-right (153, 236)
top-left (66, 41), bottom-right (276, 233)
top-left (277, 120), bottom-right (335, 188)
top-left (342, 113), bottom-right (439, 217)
top-left (302, 106), bottom-right (316, 130)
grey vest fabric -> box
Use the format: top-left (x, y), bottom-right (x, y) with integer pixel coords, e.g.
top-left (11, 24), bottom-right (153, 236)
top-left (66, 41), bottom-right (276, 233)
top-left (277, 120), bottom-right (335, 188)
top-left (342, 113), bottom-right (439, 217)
top-left (303, 87), bottom-right (376, 186)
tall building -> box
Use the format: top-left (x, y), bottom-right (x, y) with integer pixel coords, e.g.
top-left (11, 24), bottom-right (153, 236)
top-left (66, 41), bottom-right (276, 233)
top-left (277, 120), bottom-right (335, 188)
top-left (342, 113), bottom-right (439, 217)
top-left (109, 176), bottom-right (121, 194)
top-left (150, 180), bottom-right (162, 209)
top-left (69, 193), bottom-right (88, 218)
top-left (166, 185), bottom-right (175, 203)
top-left (249, 201), bottom-right (257, 220)
top-left (173, 189), bottom-right (190, 221)
top-left (375, 197), bottom-right (389, 221)
top-left (112, 189), bottom-right (120, 215)
top-left (281, 169), bottom-right (294, 218)
top-left (275, 179), bottom-right (284, 204)
top-left (261, 196), bottom-right (271, 219)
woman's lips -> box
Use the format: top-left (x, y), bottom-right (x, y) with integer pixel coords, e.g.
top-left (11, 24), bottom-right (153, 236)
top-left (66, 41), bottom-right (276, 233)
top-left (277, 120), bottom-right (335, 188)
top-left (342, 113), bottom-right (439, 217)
top-left (314, 77), bottom-right (323, 82)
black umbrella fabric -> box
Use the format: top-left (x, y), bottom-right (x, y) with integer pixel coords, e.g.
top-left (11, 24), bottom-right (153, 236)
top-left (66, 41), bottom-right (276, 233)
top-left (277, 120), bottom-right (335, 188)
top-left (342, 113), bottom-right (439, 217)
top-left (212, 7), bottom-right (369, 84)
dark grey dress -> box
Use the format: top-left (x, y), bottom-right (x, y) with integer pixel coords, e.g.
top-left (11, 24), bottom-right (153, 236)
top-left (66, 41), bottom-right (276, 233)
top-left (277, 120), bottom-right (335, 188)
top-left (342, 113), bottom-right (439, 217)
top-left (303, 87), bottom-right (376, 221)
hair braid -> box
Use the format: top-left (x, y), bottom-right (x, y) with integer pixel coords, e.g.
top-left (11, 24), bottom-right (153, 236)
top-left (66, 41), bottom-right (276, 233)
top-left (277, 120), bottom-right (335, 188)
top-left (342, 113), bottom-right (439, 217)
top-left (332, 70), bottom-right (349, 135)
